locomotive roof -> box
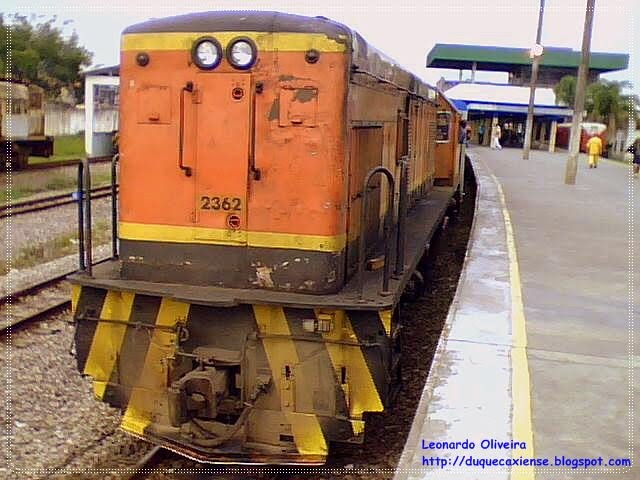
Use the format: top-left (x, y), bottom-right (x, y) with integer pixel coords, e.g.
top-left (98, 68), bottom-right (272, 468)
top-left (123, 11), bottom-right (445, 103)
top-left (123, 11), bottom-right (351, 39)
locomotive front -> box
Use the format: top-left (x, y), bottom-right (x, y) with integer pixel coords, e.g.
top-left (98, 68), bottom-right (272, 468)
top-left (70, 12), bottom-right (394, 464)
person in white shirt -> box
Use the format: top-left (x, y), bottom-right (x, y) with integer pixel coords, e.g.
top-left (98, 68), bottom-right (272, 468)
top-left (491, 124), bottom-right (502, 150)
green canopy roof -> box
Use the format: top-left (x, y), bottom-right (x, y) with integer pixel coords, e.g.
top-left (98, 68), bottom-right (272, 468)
top-left (426, 44), bottom-right (628, 72)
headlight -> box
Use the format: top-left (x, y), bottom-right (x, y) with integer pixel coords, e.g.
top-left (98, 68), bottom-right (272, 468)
top-left (192, 37), bottom-right (222, 70)
top-left (227, 38), bottom-right (257, 70)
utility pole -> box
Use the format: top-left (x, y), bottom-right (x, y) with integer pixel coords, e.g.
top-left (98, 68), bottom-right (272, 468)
top-left (564, 0), bottom-right (596, 184)
top-left (522, 0), bottom-right (545, 160)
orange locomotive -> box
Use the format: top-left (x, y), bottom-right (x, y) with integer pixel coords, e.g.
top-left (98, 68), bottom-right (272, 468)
top-left (70, 11), bottom-right (462, 464)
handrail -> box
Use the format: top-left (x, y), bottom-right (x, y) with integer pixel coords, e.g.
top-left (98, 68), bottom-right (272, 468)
top-left (249, 81), bottom-right (261, 180)
top-left (111, 153), bottom-right (119, 259)
top-left (395, 156), bottom-right (409, 276)
top-left (82, 157), bottom-right (92, 276)
top-left (76, 162), bottom-right (85, 271)
top-left (178, 81), bottom-right (194, 177)
top-left (358, 166), bottom-right (396, 299)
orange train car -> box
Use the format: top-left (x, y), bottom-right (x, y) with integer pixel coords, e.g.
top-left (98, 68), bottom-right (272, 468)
top-left (70, 11), bottom-right (463, 464)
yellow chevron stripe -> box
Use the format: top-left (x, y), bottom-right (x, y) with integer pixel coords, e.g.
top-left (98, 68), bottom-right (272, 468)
top-left (121, 298), bottom-right (190, 435)
top-left (378, 309), bottom-right (392, 336)
top-left (122, 32), bottom-right (348, 53)
top-left (84, 291), bottom-right (135, 400)
top-left (321, 310), bottom-right (383, 419)
top-left (253, 305), bottom-right (327, 456)
top-left (71, 284), bottom-right (81, 314)
top-left (119, 221), bottom-right (346, 252)
top-left (351, 419), bottom-right (365, 436)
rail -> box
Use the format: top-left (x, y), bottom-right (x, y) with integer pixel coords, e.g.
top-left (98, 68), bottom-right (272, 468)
top-left (0, 257), bottom-right (111, 332)
top-left (0, 185), bottom-right (115, 219)
top-left (121, 446), bottom-right (164, 480)
top-left (12, 156), bottom-right (111, 172)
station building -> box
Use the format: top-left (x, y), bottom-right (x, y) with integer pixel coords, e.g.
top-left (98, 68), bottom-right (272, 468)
top-left (427, 44), bottom-right (629, 150)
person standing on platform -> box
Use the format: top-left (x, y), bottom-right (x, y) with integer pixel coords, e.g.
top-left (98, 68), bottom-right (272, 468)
top-left (586, 135), bottom-right (603, 168)
top-left (491, 124), bottom-right (502, 150)
top-left (478, 123), bottom-right (485, 145)
top-left (627, 138), bottom-right (640, 178)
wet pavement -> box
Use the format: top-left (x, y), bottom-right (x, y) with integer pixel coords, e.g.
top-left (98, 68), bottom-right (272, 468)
top-left (395, 147), bottom-right (639, 480)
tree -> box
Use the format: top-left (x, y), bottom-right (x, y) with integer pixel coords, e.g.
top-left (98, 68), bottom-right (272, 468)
top-left (554, 75), bottom-right (577, 106)
top-left (556, 75), bottom-right (637, 145)
top-left (0, 14), bottom-right (92, 102)
top-left (587, 79), bottom-right (632, 144)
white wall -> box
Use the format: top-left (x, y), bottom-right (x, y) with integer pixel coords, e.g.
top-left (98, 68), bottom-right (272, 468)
top-left (44, 105), bottom-right (85, 136)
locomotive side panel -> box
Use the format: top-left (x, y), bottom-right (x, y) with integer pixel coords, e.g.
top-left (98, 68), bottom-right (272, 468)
top-left (434, 94), bottom-right (461, 187)
top-left (345, 79), bottom-right (405, 276)
top-left (344, 75), bottom-right (440, 277)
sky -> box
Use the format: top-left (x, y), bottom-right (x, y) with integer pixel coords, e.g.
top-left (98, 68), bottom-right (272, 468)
top-left (4, 0), bottom-right (639, 96)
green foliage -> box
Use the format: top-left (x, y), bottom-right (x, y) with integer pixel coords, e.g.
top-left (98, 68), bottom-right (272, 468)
top-left (554, 75), bottom-right (577, 106)
top-left (587, 80), bottom-right (629, 123)
top-left (554, 75), bottom-right (639, 136)
top-left (0, 14), bottom-right (92, 100)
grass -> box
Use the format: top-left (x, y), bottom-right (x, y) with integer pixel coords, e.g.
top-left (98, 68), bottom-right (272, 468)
top-left (1, 220), bottom-right (111, 275)
top-left (28, 133), bottom-right (86, 164)
top-left (0, 171), bottom-right (113, 203)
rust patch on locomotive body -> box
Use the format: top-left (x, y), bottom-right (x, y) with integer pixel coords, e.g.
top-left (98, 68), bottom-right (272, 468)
top-left (268, 99), bottom-right (280, 121)
top-left (294, 88), bottom-right (317, 103)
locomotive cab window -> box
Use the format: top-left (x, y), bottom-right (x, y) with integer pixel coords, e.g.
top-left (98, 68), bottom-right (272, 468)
top-left (436, 111), bottom-right (452, 143)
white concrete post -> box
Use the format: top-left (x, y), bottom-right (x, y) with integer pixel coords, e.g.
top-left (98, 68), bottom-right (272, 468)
top-left (84, 76), bottom-right (95, 156)
top-left (549, 120), bottom-right (557, 153)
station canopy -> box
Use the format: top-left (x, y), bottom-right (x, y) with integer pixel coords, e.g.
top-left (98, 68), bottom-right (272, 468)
top-left (445, 82), bottom-right (572, 118)
top-left (427, 44), bottom-right (629, 73)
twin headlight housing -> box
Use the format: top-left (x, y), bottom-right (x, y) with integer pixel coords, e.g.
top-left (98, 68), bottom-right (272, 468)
top-left (192, 37), bottom-right (257, 70)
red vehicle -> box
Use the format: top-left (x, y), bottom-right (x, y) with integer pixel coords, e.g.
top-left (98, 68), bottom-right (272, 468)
top-left (555, 122), bottom-right (608, 155)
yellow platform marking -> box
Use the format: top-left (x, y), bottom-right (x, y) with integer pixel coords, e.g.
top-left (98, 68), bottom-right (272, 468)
top-left (320, 310), bottom-right (383, 419)
top-left (83, 291), bottom-right (135, 400)
top-left (119, 221), bottom-right (346, 252)
top-left (121, 299), bottom-right (190, 435)
top-left (253, 305), bottom-right (327, 455)
top-left (493, 174), bottom-right (535, 480)
top-left (122, 32), bottom-right (348, 53)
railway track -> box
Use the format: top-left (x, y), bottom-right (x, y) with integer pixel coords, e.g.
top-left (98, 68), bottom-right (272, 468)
top-left (0, 259), bottom-right (111, 332)
top-left (22, 155), bottom-right (112, 171)
top-left (121, 446), bottom-right (165, 480)
top-left (0, 184), bottom-right (115, 219)
top-left (123, 446), bottom-right (287, 480)
top-left (0, 274), bottom-right (71, 332)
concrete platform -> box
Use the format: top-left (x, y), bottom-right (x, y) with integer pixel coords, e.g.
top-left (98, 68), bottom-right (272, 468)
top-left (394, 147), bottom-right (638, 480)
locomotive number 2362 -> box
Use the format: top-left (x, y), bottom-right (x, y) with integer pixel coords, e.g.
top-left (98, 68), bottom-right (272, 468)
top-left (200, 196), bottom-right (242, 211)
